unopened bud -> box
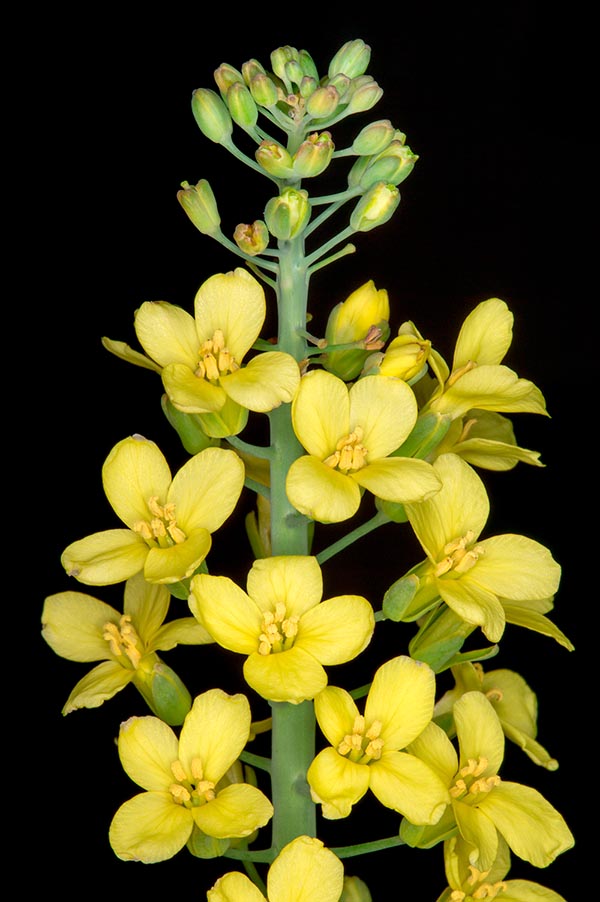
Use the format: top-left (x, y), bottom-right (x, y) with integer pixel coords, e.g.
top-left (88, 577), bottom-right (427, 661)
top-left (382, 575), bottom-right (419, 621)
top-left (233, 220), bottom-right (270, 255)
top-left (350, 181), bottom-right (400, 232)
top-left (306, 85), bottom-right (340, 119)
top-left (270, 45), bottom-right (300, 82)
top-left (285, 59), bottom-right (304, 89)
top-left (299, 48), bottom-right (319, 81)
top-left (255, 140), bottom-right (295, 178)
top-left (409, 605), bottom-right (478, 672)
top-left (378, 328), bottom-right (430, 381)
top-left (249, 73), bottom-right (279, 108)
top-left (340, 876), bottom-right (373, 902)
top-left (227, 81), bottom-right (258, 129)
top-left (352, 119), bottom-right (396, 155)
top-left (323, 279), bottom-right (390, 380)
top-left (346, 77), bottom-right (383, 114)
top-left (264, 187), bottom-right (311, 240)
top-left (327, 73), bottom-right (352, 100)
top-left (134, 657), bottom-right (192, 725)
top-left (358, 141), bottom-right (418, 189)
top-left (299, 76), bottom-right (318, 99)
top-left (328, 39), bottom-right (371, 79)
top-left (177, 179), bottom-right (221, 236)
top-left (242, 58), bottom-right (266, 84)
top-left (214, 62), bottom-right (244, 97)
top-left (191, 88), bottom-right (233, 144)
top-left (293, 131), bottom-right (334, 177)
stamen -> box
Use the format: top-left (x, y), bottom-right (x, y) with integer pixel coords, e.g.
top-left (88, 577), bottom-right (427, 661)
top-left (195, 330), bottom-right (239, 382)
top-left (257, 604), bottom-right (300, 655)
top-left (336, 716), bottom-right (385, 763)
top-left (323, 426), bottom-right (368, 472)
top-left (102, 615), bottom-right (142, 668)
top-left (434, 531), bottom-right (484, 577)
top-left (169, 783), bottom-right (191, 804)
top-left (171, 760), bottom-right (187, 782)
top-left (133, 497), bottom-right (187, 548)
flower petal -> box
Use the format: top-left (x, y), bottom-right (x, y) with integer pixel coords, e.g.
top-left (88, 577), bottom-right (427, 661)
top-left (243, 646), bottom-right (327, 703)
top-left (452, 798), bottom-right (499, 871)
top-left (134, 301), bottom-right (199, 368)
top-left (144, 528), bottom-right (212, 584)
top-left (438, 575), bottom-right (506, 643)
top-left (102, 435), bottom-right (172, 527)
top-left (169, 447), bottom-right (245, 534)
top-left (118, 715), bottom-right (179, 790)
top-left (220, 351), bottom-right (300, 411)
top-left (189, 573), bottom-right (263, 654)
top-left (298, 595), bottom-right (374, 664)
top-left (452, 298), bottom-right (513, 368)
top-left (247, 555), bottom-right (323, 617)
top-left (291, 370), bottom-right (350, 458)
top-left (407, 721), bottom-right (458, 785)
top-left (41, 591), bottom-right (120, 661)
top-left (349, 374), bottom-right (417, 457)
top-left (453, 692), bottom-right (505, 775)
top-left (314, 686), bottom-right (360, 748)
top-left (154, 617), bottom-right (214, 650)
top-left (433, 365), bottom-right (548, 418)
top-left (286, 456), bottom-right (361, 523)
top-left (62, 661), bottom-right (132, 713)
top-left (208, 872), bottom-right (266, 902)
top-left (473, 534), bottom-right (561, 600)
top-left (369, 751), bottom-right (450, 822)
top-left (61, 529), bottom-right (149, 586)
top-left (162, 362), bottom-right (227, 414)
top-left (307, 746), bottom-right (371, 819)
top-left (179, 689), bottom-right (251, 784)
top-left (195, 268), bottom-right (265, 360)
top-left (193, 783), bottom-right (273, 839)
top-left (268, 835), bottom-right (344, 902)
top-left (123, 572), bottom-right (170, 642)
top-left (501, 602), bottom-right (574, 650)
top-left (365, 655), bottom-right (436, 750)
top-left (352, 457), bottom-right (441, 504)
top-left (109, 791), bottom-right (192, 863)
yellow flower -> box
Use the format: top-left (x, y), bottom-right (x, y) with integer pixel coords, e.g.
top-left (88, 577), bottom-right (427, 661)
top-left (322, 280), bottom-right (390, 381)
top-left (130, 268), bottom-right (300, 436)
top-left (207, 835), bottom-right (344, 902)
top-left (431, 410), bottom-right (544, 471)
top-left (286, 369), bottom-right (442, 523)
top-left (61, 436), bottom-right (244, 586)
top-left (41, 571), bottom-right (212, 722)
top-left (188, 555), bottom-right (375, 704)
top-left (400, 692), bottom-right (574, 871)
top-left (307, 655), bottom-right (450, 822)
top-left (109, 689), bottom-right (274, 863)
top-left (402, 453), bottom-right (561, 642)
top-left (424, 298), bottom-right (548, 420)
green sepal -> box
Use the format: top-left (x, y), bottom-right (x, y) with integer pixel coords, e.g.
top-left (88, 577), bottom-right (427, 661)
top-left (391, 412), bottom-right (451, 460)
top-left (409, 605), bottom-right (475, 673)
top-left (187, 825), bottom-right (230, 859)
top-left (168, 559), bottom-right (209, 600)
top-left (382, 574), bottom-right (419, 621)
top-left (161, 394), bottom-right (221, 454)
top-left (149, 662), bottom-right (192, 725)
top-left (375, 496), bottom-right (408, 523)
top-left (399, 806), bottom-right (457, 850)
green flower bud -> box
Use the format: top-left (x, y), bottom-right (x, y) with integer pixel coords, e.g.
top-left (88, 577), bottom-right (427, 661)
top-left (242, 58), bottom-right (266, 85)
top-left (390, 410), bottom-right (452, 459)
top-left (299, 75), bottom-right (318, 99)
top-left (378, 324), bottom-right (432, 383)
top-left (328, 72), bottom-right (351, 100)
top-left (191, 88), bottom-right (233, 144)
top-left (161, 394), bottom-right (220, 454)
top-left (350, 181), bottom-right (400, 231)
top-left (346, 77), bottom-right (383, 113)
top-left (226, 81), bottom-right (258, 129)
top-left (255, 140), bottom-right (295, 178)
top-left (133, 657), bottom-right (192, 725)
top-left (285, 58), bottom-right (304, 89)
top-left (264, 187), bottom-right (311, 240)
top-left (293, 131), bottom-right (334, 178)
top-left (347, 154), bottom-right (373, 189)
top-left (340, 876), bottom-right (373, 902)
top-left (382, 575), bottom-right (419, 621)
top-left (249, 72), bottom-right (279, 108)
top-left (328, 38), bottom-right (371, 78)
top-left (358, 141), bottom-right (418, 189)
top-left (270, 45), bottom-right (300, 82)
top-left (306, 85), bottom-right (340, 119)
top-left (214, 62), bottom-right (244, 97)
top-left (233, 219), bottom-right (270, 255)
top-left (176, 179), bottom-right (221, 236)
top-left (409, 605), bottom-right (479, 672)
top-left (351, 119), bottom-right (396, 155)
top-left (299, 48), bottom-right (319, 81)
top-left (323, 279), bottom-right (390, 380)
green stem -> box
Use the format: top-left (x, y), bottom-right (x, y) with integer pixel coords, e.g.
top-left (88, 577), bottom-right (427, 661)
top-left (331, 834), bottom-right (407, 858)
top-left (269, 700), bottom-right (316, 852)
top-left (316, 510), bottom-right (391, 564)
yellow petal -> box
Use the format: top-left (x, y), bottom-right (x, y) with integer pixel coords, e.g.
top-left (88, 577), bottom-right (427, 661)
top-left (179, 689), bottom-right (251, 784)
top-left (267, 835), bottom-right (344, 902)
top-left (438, 576), bottom-right (506, 643)
top-left (169, 447), bottom-right (245, 534)
top-left (452, 797), bottom-right (499, 871)
top-left (154, 617), bottom-right (214, 650)
top-left (298, 595), bottom-right (375, 664)
top-left (134, 300), bottom-right (199, 368)
top-left (369, 751), bottom-right (450, 822)
top-left (144, 528), bottom-right (212, 584)
top-left (189, 573), bottom-right (263, 654)
top-left (365, 655), bottom-right (436, 749)
top-left (220, 351), bottom-right (300, 411)
top-left (407, 721), bottom-right (458, 785)
top-left (352, 457), bottom-right (441, 504)
top-left (193, 783), bottom-right (273, 839)
top-left (109, 791), bottom-right (192, 863)
top-left (62, 661), bottom-right (132, 713)
top-left (432, 365), bottom-right (548, 419)
top-left (453, 692), bottom-right (505, 774)
top-left (162, 362), bottom-right (227, 413)
top-left (61, 529), bottom-right (149, 586)
top-left (306, 746), bottom-right (370, 819)
top-left (208, 872), bottom-right (266, 902)
top-left (450, 437), bottom-right (543, 471)
top-left (314, 686), bottom-right (360, 748)
top-left (195, 268), bottom-right (265, 361)
top-left (291, 369), bottom-right (350, 458)
top-left (102, 435), bottom-right (172, 527)
top-left (41, 591), bottom-right (121, 661)
top-left (118, 715), bottom-right (179, 790)
top-left (123, 572), bottom-right (170, 641)
top-left (453, 298), bottom-right (513, 368)
top-left (243, 646), bottom-right (327, 703)
top-left (471, 534), bottom-right (561, 600)
top-left (101, 336), bottom-right (163, 372)
top-left (501, 602), bottom-right (574, 651)
top-left (286, 456), bottom-right (360, 523)
top-left (247, 555), bottom-right (323, 617)
top-left (349, 374), bottom-right (417, 457)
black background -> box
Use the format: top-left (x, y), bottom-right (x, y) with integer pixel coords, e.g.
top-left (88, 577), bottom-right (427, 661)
top-left (27, 6), bottom-right (591, 898)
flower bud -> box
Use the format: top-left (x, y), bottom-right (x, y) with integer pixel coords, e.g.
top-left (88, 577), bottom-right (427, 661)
top-left (409, 605), bottom-right (478, 672)
top-left (264, 187), bottom-right (311, 240)
top-left (328, 73), bottom-right (351, 100)
top-left (233, 220), bottom-right (270, 255)
top-left (340, 876), bottom-right (373, 902)
top-left (358, 141), bottom-right (418, 189)
top-left (323, 280), bottom-right (390, 380)
top-left (390, 411), bottom-right (452, 460)
top-left (242, 58), bottom-right (266, 84)
top-left (293, 131), bottom-right (334, 177)
top-left (298, 48), bottom-right (319, 81)
top-left (255, 140), bottom-right (295, 178)
top-left (226, 81), bottom-right (258, 129)
top-left (133, 657), bottom-right (192, 725)
top-left (191, 88), bottom-right (233, 144)
top-left (285, 59), bottom-right (304, 89)
top-left (351, 119), bottom-right (395, 155)
top-left (378, 325), bottom-right (431, 381)
top-left (176, 179), bottom-right (221, 236)
top-left (306, 85), bottom-right (340, 119)
top-left (249, 73), bottom-right (279, 108)
top-left (214, 62), bottom-right (244, 97)
top-left (345, 77), bottom-right (383, 114)
top-left (299, 76), bottom-right (318, 99)
top-left (328, 39), bottom-right (371, 78)
top-left (270, 45), bottom-right (300, 82)
top-left (382, 575), bottom-right (419, 621)
top-left (350, 181), bottom-right (400, 232)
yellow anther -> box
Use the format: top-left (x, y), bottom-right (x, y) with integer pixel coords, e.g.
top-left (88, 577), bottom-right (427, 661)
top-left (450, 778), bottom-right (467, 798)
top-left (133, 520), bottom-right (154, 540)
top-left (197, 780), bottom-right (216, 802)
top-left (171, 760), bottom-right (187, 782)
top-left (257, 605), bottom-right (299, 655)
top-left (467, 865), bottom-right (490, 886)
top-left (103, 622), bottom-right (122, 656)
top-left (103, 616), bottom-right (142, 668)
top-left (449, 892), bottom-right (466, 902)
top-left (323, 427), bottom-right (368, 472)
top-left (435, 532), bottom-right (483, 577)
top-left (151, 517), bottom-right (167, 538)
top-left (460, 757), bottom-right (488, 778)
top-left (167, 522), bottom-right (187, 544)
top-left (446, 359), bottom-right (477, 387)
top-left (364, 737), bottom-right (384, 759)
top-left (148, 496), bottom-right (166, 518)
top-left (473, 882), bottom-right (507, 899)
top-left (191, 758), bottom-right (204, 781)
top-left (196, 330), bottom-right (238, 382)
top-left (470, 775), bottom-right (501, 795)
top-left (365, 720), bottom-right (382, 740)
top-left (169, 783), bottom-right (191, 804)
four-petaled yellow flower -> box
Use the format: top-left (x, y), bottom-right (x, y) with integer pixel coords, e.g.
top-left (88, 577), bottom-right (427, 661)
top-left (41, 571), bottom-right (212, 722)
top-left (130, 268), bottom-right (300, 436)
top-left (402, 453), bottom-right (561, 642)
top-left (286, 369), bottom-right (442, 523)
top-left (109, 689), bottom-right (274, 863)
top-left (61, 436), bottom-right (244, 586)
top-left (189, 555), bottom-right (375, 704)
top-left (207, 835), bottom-right (344, 902)
top-left (307, 655), bottom-right (451, 822)
top-left (400, 692), bottom-right (574, 871)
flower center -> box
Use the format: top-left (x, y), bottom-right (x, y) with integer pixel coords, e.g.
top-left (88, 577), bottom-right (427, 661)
top-left (434, 531), bottom-right (485, 577)
top-left (103, 615), bottom-right (143, 668)
top-left (168, 757), bottom-right (216, 808)
top-left (132, 496), bottom-right (187, 548)
top-left (323, 426), bottom-right (368, 472)
top-left (258, 602), bottom-right (299, 655)
top-left (337, 715), bottom-right (384, 764)
top-left (195, 329), bottom-right (240, 382)
top-left (449, 756), bottom-right (501, 801)
top-left (449, 865), bottom-right (508, 900)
